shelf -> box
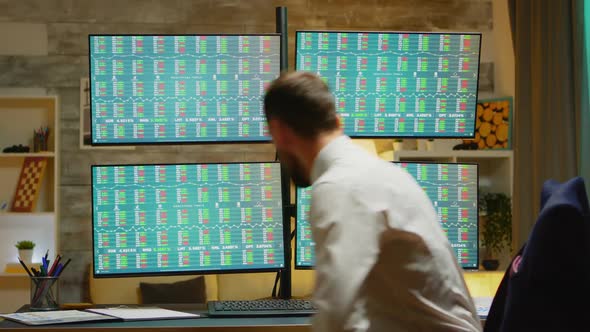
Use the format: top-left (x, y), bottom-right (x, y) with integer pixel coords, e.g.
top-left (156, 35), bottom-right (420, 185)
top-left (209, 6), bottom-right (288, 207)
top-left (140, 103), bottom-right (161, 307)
top-left (0, 272), bottom-right (28, 277)
top-left (0, 213), bottom-right (56, 227)
top-left (4, 262), bottom-right (42, 275)
top-left (79, 145), bottom-right (135, 151)
top-left (0, 212), bottom-right (55, 217)
top-left (0, 152), bottom-right (55, 158)
top-left (394, 150), bottom-right (513, 160)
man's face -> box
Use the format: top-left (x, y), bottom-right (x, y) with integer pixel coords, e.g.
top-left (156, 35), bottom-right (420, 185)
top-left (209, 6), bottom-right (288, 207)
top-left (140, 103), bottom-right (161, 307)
top-left (268, 119), bottom-right (312, 188)
top-left (277, 148), bottom-right (311, 188)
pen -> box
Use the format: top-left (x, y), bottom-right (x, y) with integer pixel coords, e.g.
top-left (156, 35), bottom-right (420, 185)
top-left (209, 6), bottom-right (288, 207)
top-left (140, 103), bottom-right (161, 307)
top-left (44, 249), bottom-right (49, 261)
top-left (57, 258), bottom-right (72, 277)
top-left (48, 255), bottom-right (61, 276)
top-left (41, 257), bottom-right (48, 272)
top-left (18, 258), bottom-right (33, 277)
top-left (53, 263), bottom-right (63, 277)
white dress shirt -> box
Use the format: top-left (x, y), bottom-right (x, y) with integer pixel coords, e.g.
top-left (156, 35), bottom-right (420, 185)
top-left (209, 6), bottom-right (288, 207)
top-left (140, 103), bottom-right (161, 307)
top-left (309, 135), bottom-right (482, 332)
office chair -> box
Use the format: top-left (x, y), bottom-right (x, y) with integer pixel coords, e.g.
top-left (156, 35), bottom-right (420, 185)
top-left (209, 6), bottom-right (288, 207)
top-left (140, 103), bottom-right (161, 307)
top-left (484, 177), bottom-right (590, 332)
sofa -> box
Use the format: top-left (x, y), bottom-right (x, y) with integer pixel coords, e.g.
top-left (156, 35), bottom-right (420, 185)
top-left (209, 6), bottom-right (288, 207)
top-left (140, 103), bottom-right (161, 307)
top-left (89, 268), bottom-right (499, 304)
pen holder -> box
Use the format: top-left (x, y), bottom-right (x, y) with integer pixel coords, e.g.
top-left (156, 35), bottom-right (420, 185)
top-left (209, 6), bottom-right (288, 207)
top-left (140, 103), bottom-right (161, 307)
top-left (30, 276), bottom-right (59, 311)
top-left (33, 134), bottom-right (48, 152)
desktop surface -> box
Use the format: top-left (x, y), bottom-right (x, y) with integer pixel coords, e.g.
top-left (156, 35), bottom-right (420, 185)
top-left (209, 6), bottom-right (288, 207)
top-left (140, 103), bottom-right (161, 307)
top-left (0, 302), bottom-right (487, 330)
top-left (0, 304), bottom-right (312, 331)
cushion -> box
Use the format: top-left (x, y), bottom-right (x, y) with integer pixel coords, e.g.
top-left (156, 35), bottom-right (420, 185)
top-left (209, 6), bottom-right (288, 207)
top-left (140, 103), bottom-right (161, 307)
top-left (140, 276), bottom-right (206, 304)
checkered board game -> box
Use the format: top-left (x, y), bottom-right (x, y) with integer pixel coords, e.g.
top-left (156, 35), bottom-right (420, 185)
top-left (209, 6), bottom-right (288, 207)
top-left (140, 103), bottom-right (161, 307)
top-left (11, 157), bottom-right (48, 212)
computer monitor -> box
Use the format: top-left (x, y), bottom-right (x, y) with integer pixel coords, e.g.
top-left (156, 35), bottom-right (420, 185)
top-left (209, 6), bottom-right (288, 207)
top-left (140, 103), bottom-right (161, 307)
top-left (295, 186), bottom-right (314, 269)
top-left (92, 162), bottom-right (285, 277)
top-left (89, 34), bottom-right (281, 145)
top-left (295, 162), bottom-right (479, 269)
top-left (295, 31), bottom-right (482, 138)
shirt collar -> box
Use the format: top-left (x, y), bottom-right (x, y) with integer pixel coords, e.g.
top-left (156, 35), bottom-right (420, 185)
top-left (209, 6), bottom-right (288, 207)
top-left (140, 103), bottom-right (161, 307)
top-left (310, 135), bottom-right (350, 183)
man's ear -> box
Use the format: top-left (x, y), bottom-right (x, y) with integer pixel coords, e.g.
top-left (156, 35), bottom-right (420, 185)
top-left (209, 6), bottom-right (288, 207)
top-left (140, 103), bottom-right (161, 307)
top-left (268, 118), bottom-right (286, 146)
top-left (335, 114), bottom-right (343, 130)
top-left (269, 118), bottom-right (296, 148)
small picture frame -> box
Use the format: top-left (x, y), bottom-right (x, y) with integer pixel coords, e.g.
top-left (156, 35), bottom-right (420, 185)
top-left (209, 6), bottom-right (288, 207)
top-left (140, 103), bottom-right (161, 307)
top-left (465, 97), bottom-right (513, 150)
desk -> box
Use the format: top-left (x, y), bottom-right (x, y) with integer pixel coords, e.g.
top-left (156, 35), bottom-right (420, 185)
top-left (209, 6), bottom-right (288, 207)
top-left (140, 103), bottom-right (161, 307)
top-left (0, 304), bottom-right (486, 331)
top-left (0, 316), bottom-right (312, 331)
top-left (0, 304), bottom-right (312, 332)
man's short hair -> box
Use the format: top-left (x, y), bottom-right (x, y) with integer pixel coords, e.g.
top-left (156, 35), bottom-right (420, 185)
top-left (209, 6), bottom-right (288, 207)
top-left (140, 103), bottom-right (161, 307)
top-left (264, 71), bottom-right (339, 138)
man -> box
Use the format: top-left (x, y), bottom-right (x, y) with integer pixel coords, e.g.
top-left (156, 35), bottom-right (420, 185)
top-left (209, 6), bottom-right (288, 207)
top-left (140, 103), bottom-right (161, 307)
top-left (264, 71), bottom-right (482, 332)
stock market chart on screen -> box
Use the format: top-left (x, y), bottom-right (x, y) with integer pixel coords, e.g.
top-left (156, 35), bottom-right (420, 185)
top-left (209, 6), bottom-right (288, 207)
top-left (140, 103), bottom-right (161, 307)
top-left (92, 162), bottom-right (285, 276)
top-left (89, 35), bottom-right (281, 144)
top-left (296, 162), bottom-right (479, 269)
top-left (295, 31), bottom-right (481, 138)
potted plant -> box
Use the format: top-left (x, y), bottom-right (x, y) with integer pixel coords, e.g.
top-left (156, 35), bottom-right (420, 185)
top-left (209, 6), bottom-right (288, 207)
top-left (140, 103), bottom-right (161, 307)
top-left (15, 240), bottom-right (35, 264)
top-left (479, 193), bottom-right (512, 270)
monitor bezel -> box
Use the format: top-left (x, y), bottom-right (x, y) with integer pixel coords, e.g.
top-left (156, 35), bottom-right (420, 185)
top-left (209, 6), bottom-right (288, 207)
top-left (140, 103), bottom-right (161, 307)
top-left (294, 30), bottom-right (482, 139)
top-left (88, 33), bottom-right (282, 146)
top-left (91, 160), bottom-right (287, 278)
top-left (293, 160), bottom-right (480, 270)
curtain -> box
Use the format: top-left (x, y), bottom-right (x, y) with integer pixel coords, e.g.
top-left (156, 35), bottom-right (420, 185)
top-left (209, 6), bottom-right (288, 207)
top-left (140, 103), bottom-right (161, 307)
top-left (582, 2), bottom-right (590, 198)
top-left (508, 0), bottom-right (581, 248)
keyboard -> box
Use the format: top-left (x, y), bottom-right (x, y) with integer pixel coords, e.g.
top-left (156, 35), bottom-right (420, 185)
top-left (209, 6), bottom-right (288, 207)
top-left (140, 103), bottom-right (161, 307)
top-left (207, 299), bottom-right (317, 317)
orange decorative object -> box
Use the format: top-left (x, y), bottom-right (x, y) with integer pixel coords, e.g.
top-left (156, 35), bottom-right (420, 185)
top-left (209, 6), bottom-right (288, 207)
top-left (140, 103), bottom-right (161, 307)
top-left (11, 157), bottom-right (48, 212)
top-left (464, 98), bottom-right (512, 150)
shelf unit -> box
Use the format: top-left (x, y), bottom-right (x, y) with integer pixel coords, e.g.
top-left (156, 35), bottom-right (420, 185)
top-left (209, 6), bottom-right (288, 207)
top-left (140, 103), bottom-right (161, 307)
top-left (0, 273), bottom-right (28, 277)
top-left (0, 152), bottom-right (56, 158)
top-left (0, 96), bottom-right (59, 277)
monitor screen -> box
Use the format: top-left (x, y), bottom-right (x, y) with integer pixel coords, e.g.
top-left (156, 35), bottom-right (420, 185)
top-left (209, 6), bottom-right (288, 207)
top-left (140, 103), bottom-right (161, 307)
top-left (92, 162), bottom-right (285, 277)
top-left (89, 34), bottom-right (281, 145)
top-left (295, 31), bottom-right (481, 138)
top-left (295, 186), bottom-right (314, 268)
top-left (295, 162), bottom-right (479, 269)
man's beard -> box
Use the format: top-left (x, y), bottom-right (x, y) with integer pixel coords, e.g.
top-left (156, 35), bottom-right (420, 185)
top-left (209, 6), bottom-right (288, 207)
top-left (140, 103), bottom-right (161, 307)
top-left (278, 150), bottom-right (311, 188)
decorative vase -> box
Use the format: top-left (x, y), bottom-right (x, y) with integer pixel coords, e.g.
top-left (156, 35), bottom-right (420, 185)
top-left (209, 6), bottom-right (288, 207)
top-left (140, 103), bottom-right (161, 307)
top-left (18, 249), bottom-right (33, 264)
top-left (482, 259), bottom-right (499, 271)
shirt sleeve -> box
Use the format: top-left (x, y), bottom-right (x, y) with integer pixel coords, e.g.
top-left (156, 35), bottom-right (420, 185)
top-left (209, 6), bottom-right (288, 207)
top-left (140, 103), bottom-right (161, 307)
top-left (310, 181), bottom-right (384, 332)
